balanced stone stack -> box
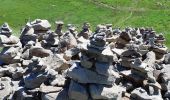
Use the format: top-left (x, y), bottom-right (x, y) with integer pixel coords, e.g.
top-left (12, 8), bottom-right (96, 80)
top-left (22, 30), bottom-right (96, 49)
top-left (20, 19), bottom-right (56, 48)
top-left (67, 30), bottom-right (124, 100)
top-left (0, 23), bottom-right (22, 64)
top-left (77, 22), bottom-right (92, 39)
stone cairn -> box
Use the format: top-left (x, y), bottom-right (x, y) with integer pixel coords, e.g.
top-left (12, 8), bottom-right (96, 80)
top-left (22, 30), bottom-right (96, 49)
top-left (0, 19), bottom-right (169, 100)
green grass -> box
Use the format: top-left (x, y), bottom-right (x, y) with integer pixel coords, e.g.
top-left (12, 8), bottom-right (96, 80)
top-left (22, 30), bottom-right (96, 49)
top-left (0, 0), bottom-right (170, 47)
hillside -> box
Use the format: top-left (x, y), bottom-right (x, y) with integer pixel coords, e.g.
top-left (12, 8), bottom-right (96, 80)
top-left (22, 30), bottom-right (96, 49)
top-left (0, 0), bottom-right (169, 47)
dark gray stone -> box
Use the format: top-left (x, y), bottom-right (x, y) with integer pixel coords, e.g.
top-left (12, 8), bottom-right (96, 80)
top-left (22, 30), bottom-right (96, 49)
top-left (68, 80), bottom-right (88, 100)
top-left (164, 53), bottom-right (170, 64)
top-left (95, 62), bottom-right (115, 76)
top-left (24, 72), bottom-right (48, 89)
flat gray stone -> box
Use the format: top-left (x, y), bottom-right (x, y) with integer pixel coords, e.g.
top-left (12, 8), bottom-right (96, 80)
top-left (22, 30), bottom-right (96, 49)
top-left (67, 63), bottom-right (117, 85)
top-left (42, 88), bottom-right (69, 100)
top-left (40, 84), bottom-right (63, 93)
top-left (42, 54), bottom-right (69, 72)
top-left (95, 62), bottom-right (115, 76)
top-left (89, 84), bottom-right (123, 100)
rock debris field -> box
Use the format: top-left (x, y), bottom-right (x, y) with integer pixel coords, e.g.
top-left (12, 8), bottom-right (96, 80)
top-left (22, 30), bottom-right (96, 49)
top-left (0, 19), bottom-right (169, 100)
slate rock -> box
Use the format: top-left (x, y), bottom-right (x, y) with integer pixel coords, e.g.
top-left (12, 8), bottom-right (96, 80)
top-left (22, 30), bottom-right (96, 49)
top-left (24, 72), bottom-right (48, 89)
top-left (164, 53), bottom-right (170, 64)
top-left (68, 80), bottom-right (88, 100)
top-left (13, 87), bottom-right (39, 100)
top-left (89, 84), bottom-right (124, 100)
top-left (67, 63), bottom-right (117, 85)
top-left (0, 47), bottom-right (21, 64)
top-left (41, 88), bottom-right (69, 100)
top-left (95, 62), bottom-right (116, 76)
top-left (40, 84), bottom-right (63, 93)
top-left (42, 54), bottom-right (69, 72)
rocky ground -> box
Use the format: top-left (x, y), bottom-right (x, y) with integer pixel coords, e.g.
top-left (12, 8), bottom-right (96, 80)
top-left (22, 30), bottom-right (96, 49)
top-left (0, 19), bottom-right (169, 100)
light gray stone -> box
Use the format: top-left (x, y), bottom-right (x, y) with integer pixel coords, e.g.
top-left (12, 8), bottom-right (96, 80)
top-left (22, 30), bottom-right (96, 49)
top-left (96, 53), bottom-right (118, 63)
top-left (63, 47), bottom-right (80, 61)
top-left (42, 54), bottom-right (69, 72)
top-left (40, 84), bottom-right (62, 93)
top-left (0, 35), bottom-right (20, 47)
top-left (143, 51), bottom-right (156, 66)
top-left (58, 32), bottom-right (77, 53)
top-left (49, 74), bottom-right (66, 86)
top-left (0, 77), bottom-right (13, 100)
top-left (31, 19), bottom-right (51, 31)
top-left (42, 88), bottom-right (69, 100)
top-left (89, 84), bottom-right (123, 100)
top-left (112, 48), bottom-right (125, 56)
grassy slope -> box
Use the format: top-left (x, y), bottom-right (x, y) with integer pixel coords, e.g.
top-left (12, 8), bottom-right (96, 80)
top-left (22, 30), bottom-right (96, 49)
top-left (0, 0), bottom-right (169, 47)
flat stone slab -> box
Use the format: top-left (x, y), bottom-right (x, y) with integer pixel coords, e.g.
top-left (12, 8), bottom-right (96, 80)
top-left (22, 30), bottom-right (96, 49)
top-left (89, 84), bottom-right (124, 100)
top-left (67, 62), bottom-right (117, 85)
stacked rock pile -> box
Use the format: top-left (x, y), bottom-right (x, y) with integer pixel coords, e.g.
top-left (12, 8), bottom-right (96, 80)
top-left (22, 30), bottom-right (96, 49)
top-left (0, 19), bottom-right (169, 100)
